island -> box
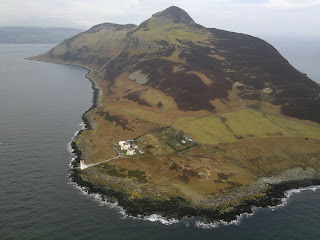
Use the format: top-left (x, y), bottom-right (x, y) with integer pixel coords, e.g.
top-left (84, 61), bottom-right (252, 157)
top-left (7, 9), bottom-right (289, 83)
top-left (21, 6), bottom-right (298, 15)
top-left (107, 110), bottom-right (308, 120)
top-left (30, 6), bottom-right (320, 223)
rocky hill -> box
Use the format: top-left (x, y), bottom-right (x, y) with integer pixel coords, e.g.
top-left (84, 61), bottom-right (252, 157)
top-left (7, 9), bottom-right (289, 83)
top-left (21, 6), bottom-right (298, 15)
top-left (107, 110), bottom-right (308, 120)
top-left (36, 6), bottom-right (320, 122)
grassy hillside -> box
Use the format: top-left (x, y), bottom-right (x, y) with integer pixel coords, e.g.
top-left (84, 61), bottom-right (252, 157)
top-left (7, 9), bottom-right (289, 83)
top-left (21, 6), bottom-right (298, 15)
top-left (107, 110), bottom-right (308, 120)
top-left (45, 23), bottom-right (136, 66)
top-left (173, 108), bottom-right (320, 145)
top-left (33, 6), bottom-right (320, 123)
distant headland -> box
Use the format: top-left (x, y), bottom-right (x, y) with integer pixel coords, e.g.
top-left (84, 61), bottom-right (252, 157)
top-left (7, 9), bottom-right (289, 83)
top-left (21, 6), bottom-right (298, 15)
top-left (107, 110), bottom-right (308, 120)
top-left (0, 26), bottom-right (84, 44)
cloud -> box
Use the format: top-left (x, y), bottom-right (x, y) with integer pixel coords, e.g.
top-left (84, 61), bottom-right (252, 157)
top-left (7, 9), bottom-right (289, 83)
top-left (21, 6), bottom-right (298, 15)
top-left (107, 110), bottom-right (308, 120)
top-left (263, 0), bottom-right (320, 9)
top-left (0, 0), bottom-right (319, 38)
top-left (0, 0), bottom-right (147, 28)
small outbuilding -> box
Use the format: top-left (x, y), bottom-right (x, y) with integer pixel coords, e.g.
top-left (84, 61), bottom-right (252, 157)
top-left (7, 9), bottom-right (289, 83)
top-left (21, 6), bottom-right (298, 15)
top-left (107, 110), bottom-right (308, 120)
top-left (127, 149), bottom-right (136, 156)
top-left (234, 82), bottom-right (244, 87)
top-left (262, 88), bottom-right (273, 94)
top-left (121, 143), bottom-right (131, 151)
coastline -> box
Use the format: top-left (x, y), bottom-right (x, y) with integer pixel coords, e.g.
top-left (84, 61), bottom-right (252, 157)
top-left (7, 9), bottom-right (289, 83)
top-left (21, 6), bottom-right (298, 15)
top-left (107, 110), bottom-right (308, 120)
top-left (71, 174), bottom-right (320, 224)
top-left (29, 56), bottom-right (320, 224)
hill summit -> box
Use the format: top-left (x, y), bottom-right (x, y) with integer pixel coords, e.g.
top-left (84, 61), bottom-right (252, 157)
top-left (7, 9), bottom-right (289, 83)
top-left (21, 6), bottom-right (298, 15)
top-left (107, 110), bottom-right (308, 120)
top-left (34, 6), bottom-right (320, 123)
top-left (152, 6), bottom-right (195, 24)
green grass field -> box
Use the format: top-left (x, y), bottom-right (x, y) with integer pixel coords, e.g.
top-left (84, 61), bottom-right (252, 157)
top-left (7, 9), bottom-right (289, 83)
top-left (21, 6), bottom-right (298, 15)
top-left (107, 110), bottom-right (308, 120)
top-left (172, 108), bottom-right (320, 146)
top-left (173, 116), bottom-right (236, 145)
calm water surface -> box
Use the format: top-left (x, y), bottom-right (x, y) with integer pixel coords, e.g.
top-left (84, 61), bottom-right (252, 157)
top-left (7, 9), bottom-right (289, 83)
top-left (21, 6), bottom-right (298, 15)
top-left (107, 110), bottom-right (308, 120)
top-left (1, 44), bottom-right (320, 240)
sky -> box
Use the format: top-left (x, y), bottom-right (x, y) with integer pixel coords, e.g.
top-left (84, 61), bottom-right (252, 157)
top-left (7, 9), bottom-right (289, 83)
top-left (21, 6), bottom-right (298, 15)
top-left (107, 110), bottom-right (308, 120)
top-left (0, 0), bottom-right (319, 39)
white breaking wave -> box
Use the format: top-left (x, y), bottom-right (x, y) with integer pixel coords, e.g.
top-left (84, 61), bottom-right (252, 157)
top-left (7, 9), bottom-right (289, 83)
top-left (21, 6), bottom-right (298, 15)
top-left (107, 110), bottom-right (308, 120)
top-left (68, 168), bottom-right (320, 228)
top-left (67, 122), bottom-right (86, 167)
top-left (67, 141), bottom-right (75, 167)
top-left (195, 206), bottom-right (260, 229)
top-left (195, 185), bottom-right (320, 229)
top-left (68, 179), bottom-right (180, 225)
top-left (270, 184), bottom-right (320, 210)
top-left (69, 180), bottom-right (122, 210)
top-left (142, 214), bottom-right (179, 225)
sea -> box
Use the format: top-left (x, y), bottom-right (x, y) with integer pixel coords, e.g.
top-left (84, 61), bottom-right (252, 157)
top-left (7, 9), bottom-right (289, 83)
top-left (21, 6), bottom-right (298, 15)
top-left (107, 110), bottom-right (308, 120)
top-left (0, 43), bottom-right (320, 240)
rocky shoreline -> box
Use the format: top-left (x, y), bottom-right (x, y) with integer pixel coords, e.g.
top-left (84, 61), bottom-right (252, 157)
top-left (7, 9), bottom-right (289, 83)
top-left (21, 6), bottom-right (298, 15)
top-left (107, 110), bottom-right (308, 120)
top-left (30, 57), bottom-right (320, 224)
top-left (69, 162), bottom-right (320, 223)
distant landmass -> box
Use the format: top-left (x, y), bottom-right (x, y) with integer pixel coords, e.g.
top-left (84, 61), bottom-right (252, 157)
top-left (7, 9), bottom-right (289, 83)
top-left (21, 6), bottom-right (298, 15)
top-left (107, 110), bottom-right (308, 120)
top-left (0, 26), bottom-right (84, 44)
top-left (31, 6), bottom-right (320, 223)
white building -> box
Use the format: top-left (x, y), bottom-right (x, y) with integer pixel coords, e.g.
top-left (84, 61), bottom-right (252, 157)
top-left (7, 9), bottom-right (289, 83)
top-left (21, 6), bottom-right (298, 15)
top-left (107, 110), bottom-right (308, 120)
top-left (127, 149), bottom-right (136, 155)
top-left (118, 139), bottom-right (144, 155)
top-left (122, 143), bottom-right (130, 151)
top-left (80, 160), bottom-right (88, 170)
top-left (119, 141), bottom-right (126, 148)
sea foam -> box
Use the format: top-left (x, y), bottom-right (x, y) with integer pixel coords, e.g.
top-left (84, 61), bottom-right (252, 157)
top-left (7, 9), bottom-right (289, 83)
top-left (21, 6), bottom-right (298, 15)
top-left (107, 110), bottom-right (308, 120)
top-left (67, 122), bottom-right (86, 167)
top-left (195, 206), bottom-right (260, 229)
top-left (270, 184), bottom-right (320, 210)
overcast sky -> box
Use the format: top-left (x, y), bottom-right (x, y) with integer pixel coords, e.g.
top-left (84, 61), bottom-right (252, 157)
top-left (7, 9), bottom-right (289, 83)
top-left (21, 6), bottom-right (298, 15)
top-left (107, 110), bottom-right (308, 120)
top-left (0, 0), bottom-right (319, 38)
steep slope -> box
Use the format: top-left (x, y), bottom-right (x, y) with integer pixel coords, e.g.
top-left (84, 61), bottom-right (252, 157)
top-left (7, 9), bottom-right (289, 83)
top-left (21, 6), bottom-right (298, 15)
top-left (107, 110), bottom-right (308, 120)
top-left (35, 6), bottom-right (320, 122)
top-left (99, 7), bottom-right (220, 111)
top-left (41, 23), bottom-right (136, 67)
top-left (207, 28), bottom-right (320, 122)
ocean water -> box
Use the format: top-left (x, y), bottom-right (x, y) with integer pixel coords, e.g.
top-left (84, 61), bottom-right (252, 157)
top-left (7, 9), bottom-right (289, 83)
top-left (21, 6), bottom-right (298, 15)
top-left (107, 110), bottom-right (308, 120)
top-left (1, 43), bottom-right (320, 240)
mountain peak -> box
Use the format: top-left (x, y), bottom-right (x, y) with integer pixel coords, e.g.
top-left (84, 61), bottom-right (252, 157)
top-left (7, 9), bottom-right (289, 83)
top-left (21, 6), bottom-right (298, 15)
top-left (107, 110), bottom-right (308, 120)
top-left (152, 6), bottom-right (195, 24)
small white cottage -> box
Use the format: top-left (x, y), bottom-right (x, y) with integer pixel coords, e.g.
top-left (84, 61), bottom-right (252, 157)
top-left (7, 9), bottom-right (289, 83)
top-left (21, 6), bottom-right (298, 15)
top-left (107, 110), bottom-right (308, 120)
top-left (127, 149), bottom-right (136, 156)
